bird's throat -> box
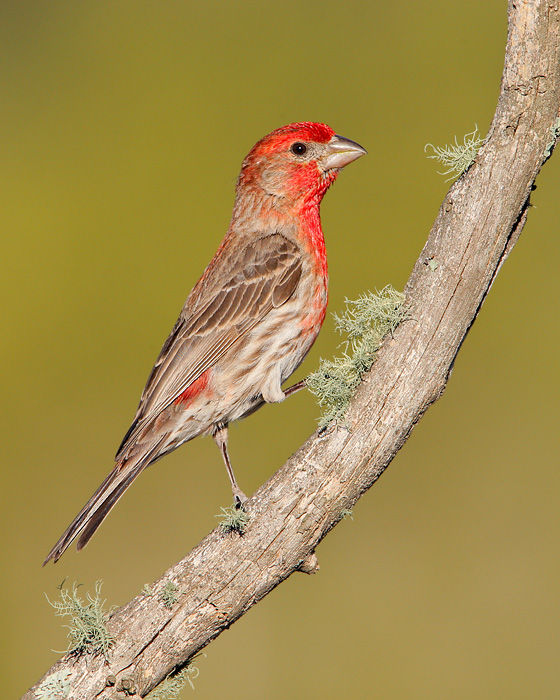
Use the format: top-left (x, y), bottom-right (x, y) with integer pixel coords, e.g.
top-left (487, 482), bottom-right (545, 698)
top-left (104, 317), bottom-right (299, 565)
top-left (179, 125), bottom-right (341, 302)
top-left (230, 172), bottom-right (334, 280)
top-left (298, 199), bottom-right (328, 279)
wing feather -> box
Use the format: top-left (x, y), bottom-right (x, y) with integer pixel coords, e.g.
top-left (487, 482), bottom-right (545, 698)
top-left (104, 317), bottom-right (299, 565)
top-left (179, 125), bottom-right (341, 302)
top-left (117, 233), bottom-right (302, 458)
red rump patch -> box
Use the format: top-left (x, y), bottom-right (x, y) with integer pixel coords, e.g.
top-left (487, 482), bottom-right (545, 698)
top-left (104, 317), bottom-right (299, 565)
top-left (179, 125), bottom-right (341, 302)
top-left (174, 369), bottom-right (210, 406)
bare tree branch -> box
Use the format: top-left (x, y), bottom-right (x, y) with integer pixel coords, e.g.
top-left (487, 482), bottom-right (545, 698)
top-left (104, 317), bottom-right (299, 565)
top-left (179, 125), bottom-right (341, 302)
top-left (24, 2), bottom-right (560, 698)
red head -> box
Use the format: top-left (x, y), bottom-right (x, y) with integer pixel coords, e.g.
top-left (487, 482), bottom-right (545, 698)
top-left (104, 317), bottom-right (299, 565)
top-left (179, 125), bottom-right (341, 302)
top-left (236, 122), bottom-right (366, 207)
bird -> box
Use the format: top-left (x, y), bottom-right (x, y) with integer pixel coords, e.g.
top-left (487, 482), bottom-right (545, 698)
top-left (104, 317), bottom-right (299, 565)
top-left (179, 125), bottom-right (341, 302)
top-left (43, 121), bottom-right (366, 564)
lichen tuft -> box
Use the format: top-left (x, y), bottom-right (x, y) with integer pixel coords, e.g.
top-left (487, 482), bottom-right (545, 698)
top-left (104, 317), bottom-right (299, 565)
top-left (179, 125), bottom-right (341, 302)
top-left (158, 580), bottom-right (179, 610)
top-left (146, 657), bottom-right (203, 699)
top-left (215, 504), bottom-right (250, 534)
top-left (46, 580), bottom-right (114, 659)
top-left (307, 286), bottom-right (407, 427)
top-left (425, 126), bottom-right (484, 181)
top-left (142, 583), bottom-right (154, 597)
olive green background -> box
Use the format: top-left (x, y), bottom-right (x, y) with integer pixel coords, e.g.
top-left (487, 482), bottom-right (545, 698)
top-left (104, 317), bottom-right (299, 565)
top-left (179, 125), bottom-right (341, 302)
top-left (2, 2), bottom-right (559, 698)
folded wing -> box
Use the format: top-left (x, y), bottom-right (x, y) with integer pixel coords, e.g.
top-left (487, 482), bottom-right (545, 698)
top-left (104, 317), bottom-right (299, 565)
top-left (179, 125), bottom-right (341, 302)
top-left (117, 233), bottom-right (302, 458)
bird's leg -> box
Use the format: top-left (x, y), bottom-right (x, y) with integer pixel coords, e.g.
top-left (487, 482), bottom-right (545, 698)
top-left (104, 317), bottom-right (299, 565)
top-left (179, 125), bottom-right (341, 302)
top-left (212, 423), bottom-right (248, 509)
top-left (283, 379), bottom-right (306, 398)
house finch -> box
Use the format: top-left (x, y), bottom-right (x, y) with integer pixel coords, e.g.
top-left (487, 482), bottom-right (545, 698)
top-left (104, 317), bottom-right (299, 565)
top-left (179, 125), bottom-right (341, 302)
top-left (44, 122), bottom-right (366, 564)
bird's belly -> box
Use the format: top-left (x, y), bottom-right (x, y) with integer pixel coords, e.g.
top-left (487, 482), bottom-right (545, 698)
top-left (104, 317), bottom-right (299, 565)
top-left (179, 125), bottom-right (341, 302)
top-left (218, 285), bottom-right (327, 418)
top-left (164, 280), bottom-right (327, 440)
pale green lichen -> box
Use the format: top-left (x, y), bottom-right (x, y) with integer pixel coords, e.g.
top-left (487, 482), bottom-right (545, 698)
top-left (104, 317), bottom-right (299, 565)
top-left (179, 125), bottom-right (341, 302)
top-left (215, 504), bottom-right (250, 534)
top-left (46, 581), bottom-right (114, 659)
top-left (425, 126), bottom-right (484, 181)
top-left (142, 583), bottom-right (154, 597)
top-left (544, 116), bottom-right (560, 159)
top-left (427, 258), bottom-right (439, 271)
top-left (146, 657), bottom-right (203, 699)
top-left (307, 286), bottom-right (407, 427)
top-left (35, 669), bottom-right (72, 700)
top-left (158, 580), bottom-right (179, 610)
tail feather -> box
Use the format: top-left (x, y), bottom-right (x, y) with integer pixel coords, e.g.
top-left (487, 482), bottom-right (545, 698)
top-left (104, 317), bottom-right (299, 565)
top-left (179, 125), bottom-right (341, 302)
top-left (76, 467), bottom-right (143, 551)
top-left (43, 439), bottom-right (165, 565)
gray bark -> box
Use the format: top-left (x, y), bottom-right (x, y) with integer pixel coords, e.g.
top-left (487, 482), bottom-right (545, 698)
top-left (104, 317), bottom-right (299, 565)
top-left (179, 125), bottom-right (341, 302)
top-left (23, 1), bottom-right (560, 698)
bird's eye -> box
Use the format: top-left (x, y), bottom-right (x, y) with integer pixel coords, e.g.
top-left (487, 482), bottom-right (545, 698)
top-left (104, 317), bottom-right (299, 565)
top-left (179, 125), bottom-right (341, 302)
top-left (290, 142), bottom-right (308, 156)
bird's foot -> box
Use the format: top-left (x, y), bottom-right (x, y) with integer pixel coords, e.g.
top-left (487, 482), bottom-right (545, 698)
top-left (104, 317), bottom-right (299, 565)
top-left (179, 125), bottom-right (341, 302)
top-left (233, 489), bottom-right (248, 510)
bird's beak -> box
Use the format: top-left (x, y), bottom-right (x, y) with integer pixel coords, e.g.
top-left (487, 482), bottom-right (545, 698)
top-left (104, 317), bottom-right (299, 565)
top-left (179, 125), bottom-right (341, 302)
top-left (320, 134), bottom-right (367, 171)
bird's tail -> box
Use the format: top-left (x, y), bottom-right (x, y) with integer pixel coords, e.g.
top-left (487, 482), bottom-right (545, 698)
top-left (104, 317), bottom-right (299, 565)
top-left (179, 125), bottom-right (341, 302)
top-left (43, 443), bottom-right (162, 565)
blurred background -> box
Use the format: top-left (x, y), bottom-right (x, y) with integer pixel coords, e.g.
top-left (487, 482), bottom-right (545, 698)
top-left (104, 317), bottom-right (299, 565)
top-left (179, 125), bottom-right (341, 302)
top-left (2, 1), bottom-right (559, 698)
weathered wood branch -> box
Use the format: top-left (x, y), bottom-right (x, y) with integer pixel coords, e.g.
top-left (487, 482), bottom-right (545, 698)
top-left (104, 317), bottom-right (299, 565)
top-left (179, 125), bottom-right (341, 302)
top-left (24, 2), bottom-right (560, 698)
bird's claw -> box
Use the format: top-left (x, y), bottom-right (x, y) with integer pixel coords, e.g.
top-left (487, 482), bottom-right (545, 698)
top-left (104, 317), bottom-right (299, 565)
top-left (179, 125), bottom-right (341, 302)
top-left (234, 491), bottom-right (248, 510)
